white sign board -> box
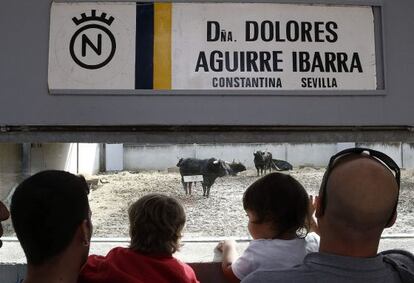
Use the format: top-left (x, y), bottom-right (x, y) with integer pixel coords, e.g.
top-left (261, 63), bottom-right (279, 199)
top-left (48, 3), bottom-right (377, 91)
top-left (48, 3), bottom-right (136, 89)
top-left (183, 175), bottom-right (204, 182)
top-left (172, 3), bottom-right (376, 90)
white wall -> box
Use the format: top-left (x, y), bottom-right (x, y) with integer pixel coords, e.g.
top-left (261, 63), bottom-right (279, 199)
top-left (78, 144), bottom-right (100, 175)
top-left (31, 143), bottom-right (100, 175)
top-left (31, 143), bottom-right (77, 174)
top-left (0, 143), bottom-right (100, 201)
top-left (402, 143), bottom-right (414, 169)
top-left (0, 144), bottom-right (21, 200)
top-left (286, 143), bottom-right (337, 167)
top-left (123, 142), bottom-right (414, 170)
top-left (106, 144), bottom-right (124, 171)
top-left (124, 144), bottom-right (195, 170)
top-left (124, 143), bottom-right (340, 170)
top-left (196, 144), bottom-right (287, 167)
top-left (124, 143), bottom-right (285, 169)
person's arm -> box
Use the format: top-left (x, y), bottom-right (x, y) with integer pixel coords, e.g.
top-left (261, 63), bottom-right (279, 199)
top-left (216, 240), bottom-right (241, 283)
top-left (307, 195), bottom-right (320, 235)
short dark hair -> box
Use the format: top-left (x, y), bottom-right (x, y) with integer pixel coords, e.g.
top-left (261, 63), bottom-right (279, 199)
top-left (243, 172), bottom-right (309, 238)
top-left (11, 170), bottom-right (90, 265)
top-left (129, 194), bottom-right (186, 255)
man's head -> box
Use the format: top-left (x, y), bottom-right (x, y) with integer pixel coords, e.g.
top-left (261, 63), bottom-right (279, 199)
top-left (11, 170), bottom-right (91, 265)
top-left (0, 201), bottom-right (10, 248)
top-left (316, 148), bottom-right (400, 240)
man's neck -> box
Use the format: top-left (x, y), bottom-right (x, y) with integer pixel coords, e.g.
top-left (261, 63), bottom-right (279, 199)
top-left (319, 230), bottom-right (380, 258)
top-left (23, 257), bottom-right (81, 283)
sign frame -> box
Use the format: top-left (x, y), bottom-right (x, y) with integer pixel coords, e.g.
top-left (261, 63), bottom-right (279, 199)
top-left (48, 1), bottom-right (385, 95)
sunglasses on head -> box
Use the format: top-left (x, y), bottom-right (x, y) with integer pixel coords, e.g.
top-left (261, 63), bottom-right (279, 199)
top-left (319, 147), bottom-right (400, 222)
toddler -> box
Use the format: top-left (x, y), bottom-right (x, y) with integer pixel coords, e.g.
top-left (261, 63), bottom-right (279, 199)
top-left (79, 193), bottom-right (199, 283)
top-left (217, 172), bottom-right (319, 283)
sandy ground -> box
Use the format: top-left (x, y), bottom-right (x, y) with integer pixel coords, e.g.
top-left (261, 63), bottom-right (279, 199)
top-left (3, 168), bottom-right (413, 238)
top-left (86, 168), bottom-right (413, 238)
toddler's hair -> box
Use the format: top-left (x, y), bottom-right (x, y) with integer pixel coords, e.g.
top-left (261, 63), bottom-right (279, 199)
top-left (243, 172), bottom-right (309, 238)
top-left (129, 193), bottom-right (186, 254)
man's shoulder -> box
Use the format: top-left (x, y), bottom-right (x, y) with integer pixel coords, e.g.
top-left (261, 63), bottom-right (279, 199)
top-left (241, 250), bottom-right (414, 283)
top-left (381, 249), bottom-right (414, 269)
top-left (380, 249), bottom-right (414, 282)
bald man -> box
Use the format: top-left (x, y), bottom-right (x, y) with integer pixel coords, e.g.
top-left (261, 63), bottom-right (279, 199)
top-left (242, 148), bottom-right (413, 283)
top-left (0, 200), bottom-right (10, 248)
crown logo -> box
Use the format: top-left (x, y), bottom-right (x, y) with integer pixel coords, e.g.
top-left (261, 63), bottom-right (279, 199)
top-left (72, 9), bottom-right (114, 26)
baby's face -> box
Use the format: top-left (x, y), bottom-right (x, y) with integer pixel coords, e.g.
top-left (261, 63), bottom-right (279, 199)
top-left (246, 210), bottom-right (276, 240)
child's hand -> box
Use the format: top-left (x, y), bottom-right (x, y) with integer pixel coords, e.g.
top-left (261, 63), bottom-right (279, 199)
top-left (217, 239), bottom-right (239, 282)
top-left (216, 241), bottom-right (225, 252)
top-left (309, 195), bottom-right (316, 216)
top-left (216, 240), bottom-right (236, 253)
top-left (308, 195), bottom-right (320, 235)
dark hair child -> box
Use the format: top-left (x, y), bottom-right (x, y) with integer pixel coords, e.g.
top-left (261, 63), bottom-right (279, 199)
top-left (217, 172), bottom-right (320, 283)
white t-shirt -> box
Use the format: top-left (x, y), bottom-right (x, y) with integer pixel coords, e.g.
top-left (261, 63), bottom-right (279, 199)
top-left (231, 232), bottom-right (320, 280)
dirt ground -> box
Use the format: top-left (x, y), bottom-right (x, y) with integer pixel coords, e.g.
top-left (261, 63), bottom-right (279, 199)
top-left (3, 168), bottom-right (413, 238)
top-left (85, 168), bottom-right (413, 238)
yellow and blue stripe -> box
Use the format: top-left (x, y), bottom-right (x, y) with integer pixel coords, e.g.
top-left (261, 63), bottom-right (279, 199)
top-left (135, 2), bottom-right (171, 90)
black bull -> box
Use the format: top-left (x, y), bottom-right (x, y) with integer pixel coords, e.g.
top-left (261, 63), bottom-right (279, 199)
top-left (176, 158), bottom-right (230, 197)
top-left (271, 159), bottom-right (293, 171)
top-left (253, 151), bottom-right (273, 176)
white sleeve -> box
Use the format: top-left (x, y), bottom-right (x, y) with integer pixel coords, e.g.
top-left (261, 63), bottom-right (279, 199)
top-left (305, 232), bottom-right (320, 253)
top-left (231, 243), bottom-right (258, 280)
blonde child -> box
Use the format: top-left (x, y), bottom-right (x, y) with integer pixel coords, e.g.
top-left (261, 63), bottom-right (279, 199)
top-left (79, 193), bottom-right (199, 283)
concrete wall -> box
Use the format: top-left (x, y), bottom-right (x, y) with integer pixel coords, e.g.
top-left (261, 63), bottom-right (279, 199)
top-left (0, 144), bottom-right (21, 201)
top-left (79, 143), bottom-right (101, 175)
top-left (124, 142), bottom-right (414, 170)
top-left (109, 143), bottom-right (326, 170)
top-left (196, 143), bottom-right (287, 167)
top-left (106, 144), bottom-right (124, 171)
top-left (286, 144), bottom-right (337, 167)
top-left (0, 143), bottom-right (101, 201)
top-left (0, 142), bottom-right (100, 210)
top-left (30, 143), bottom-right (100, 175)
top-left (124, 144), bottom-right (200, 170)
top-left (31, 143), bottom-right (78, 174)
top-left (402, 143), bottom-right (414, 169)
